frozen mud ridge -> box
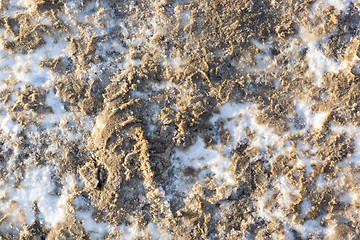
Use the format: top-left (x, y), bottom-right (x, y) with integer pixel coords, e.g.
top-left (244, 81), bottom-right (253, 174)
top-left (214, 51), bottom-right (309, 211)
top-left (0, 0), bottom-right (360, 239)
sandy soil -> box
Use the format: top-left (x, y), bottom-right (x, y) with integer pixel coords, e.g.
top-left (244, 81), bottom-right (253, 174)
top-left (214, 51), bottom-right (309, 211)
top-left (0, 0), bottom-right (360, 239)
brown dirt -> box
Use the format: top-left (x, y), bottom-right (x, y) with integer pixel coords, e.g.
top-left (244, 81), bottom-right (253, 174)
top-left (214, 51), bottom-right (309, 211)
top-left (0, 0), bottom-right (359, 239)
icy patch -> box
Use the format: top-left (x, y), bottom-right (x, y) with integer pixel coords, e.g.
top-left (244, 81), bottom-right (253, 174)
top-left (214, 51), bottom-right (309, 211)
top-left (211, 102), bottom-right (280, 156)
top-left (295, 150), bottom-right (320, 176)
top-left (294, 100), bottom-right (329, 131)
top-left (301, 26), bottom-right (359, 87)
top-left (257, 178), bottom-right (324, 239)
top-left (0, 95), bottom-right (22, 140)
top-left (276, 176), bottom-right (300, 209)
top-left (256, 189), bottom-right (282, 221)
top-left (73, 196), bottom-right (104, 232)
top-left (121, 57), bottom-right (141, 69)
top-left (312, 0), bottom-right (353, 13)
top-left (301, 199), bottom-right (312, 215)
top-left (45, 87), bottom-right (65, 115)
top-left (76, 210), bottom-right (110, 236)
top-left (331, 123), bottom-right (360, 166)
top-left (41, 87), bottom-right (66, 128)
top-left (73, 195), bottom-right (124, 238)
top-left (3, 0), bottom-right (29, 17)
top-left (75, 205), bottom-right (170, 240)
top-left (173, 137), bottom-right (235, 185)
top-left (248, 40), bottom-right (275, 73)
top-left (169, 56), bottom-right (184, 71)
top-left (0, 37), bottom-right (68, 89)
top-left (293, 219), bottom-right (325, 239)
top-left (257, 177), bottom-right (300, 221)
top-left (339, 191), bottom-right (356, 205)
top-left (0, 165), bottom-right (70, 227)
top-left (151, 82), bottom-right (182, 91)
top-left (305, 44), bottom-right (341, 86)
top-left (317, 174), bottom-right (327, 190)
top-left (0, 111), bottom-right (22, 137)
top-left (147, 223), bottom-right (171, 240)
top-left (180, 10), bottom-right (191, 25)
top-left (312, 112), bottom-right (329, 129)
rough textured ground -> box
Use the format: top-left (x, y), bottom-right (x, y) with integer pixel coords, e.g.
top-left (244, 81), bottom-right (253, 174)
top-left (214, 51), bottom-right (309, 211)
top-left (0, 0), bottom-right (360, 239)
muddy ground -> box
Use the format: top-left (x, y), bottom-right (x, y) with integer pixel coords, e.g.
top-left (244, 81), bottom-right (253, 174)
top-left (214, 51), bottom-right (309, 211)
top-left (0, 0), bottom-right (360, 239)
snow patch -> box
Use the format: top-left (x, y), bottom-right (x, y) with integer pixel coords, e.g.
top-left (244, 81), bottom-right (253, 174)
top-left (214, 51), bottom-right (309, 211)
top-left (0, 165), bottom-right (70, 227)
top-left (294, 100), bottom-right (329, 131)
top-left (305, 44), bottom-right (341, 86)
top-left (174, 137), bottom-right (235, 185)
top-left (211, 102), bottom-right (280, 157)
top-left (312, 0), bottom-right (353, 13)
